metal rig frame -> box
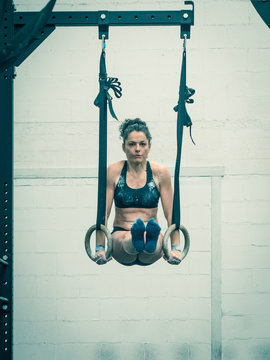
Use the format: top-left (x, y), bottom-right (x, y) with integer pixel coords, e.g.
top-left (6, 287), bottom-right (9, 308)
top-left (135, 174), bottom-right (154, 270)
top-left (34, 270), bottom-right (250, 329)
top-left (0, 1), bottom-right (194, 360)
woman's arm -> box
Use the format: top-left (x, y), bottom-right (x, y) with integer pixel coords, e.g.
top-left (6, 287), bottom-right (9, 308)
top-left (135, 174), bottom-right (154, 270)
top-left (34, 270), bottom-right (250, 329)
top-left (94, 165), bottom-right (115, 264)
top-left (158, 165), bottom-right (182, 263)
top-left (159, 166), bottom-right (180, 245)
top-left (96, 164), bottom-right (115, 246)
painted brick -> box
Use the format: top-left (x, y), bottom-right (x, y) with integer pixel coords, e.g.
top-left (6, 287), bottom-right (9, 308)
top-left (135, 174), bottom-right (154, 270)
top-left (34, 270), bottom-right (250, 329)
top-left (189, 298), bottom-right (211, 320)
top-left (204, 48), bottom-right (249, 74)
top-left (189, 228), bottom-right (211, 251)
top-left (189, 343), bottom-right (211, 360)
top-left (223, 339), bottom-right (270, 360)
top-left (247, 96), bottom-right (270, 121)
top-left (14, 298), bottom-right (56, 321)
top-left (222, 176), bottom-right (270, 201)
top-left (145, 343), bottom-right (189, 360)
top-left (14, 229), bottom-right (88, 254)
top-left (15, 208), bottom-right (95, 231)
top-left (222, 245), bottom-right (270, 270)
top-left (100, 343), bottom-right (145, 360)
top-left (222, 269), bottom-right (253, 294)
top-left (100, 298), bottom-right (148, 321)
top-left (151, 273), bottom-right (210, 298)
top-left (56, 343), bottom-right (100, 360)
top-left (13, 344), bottom-right (55, 360)
top-left (204, 1), bottom-right (250, 25)
top-left (122, 320), bottom-right (168, 343)
top-left (167, 319), bottom-right (210, 343)
top-left (37, 276), bottom-right (80, 298)
top-left (57, 320), bottom-right (123, 343)
top-left (189, 252), bottom-right (211, 275)
top-left (146, 297), bottom-right (190, 320)
top-left (15, 320), bottom-right (58, 344)
top-left (252, 269), bottom-right (270, 293)
top-left (14, 276), bottom-right (37, 298)
top-left (222, 315), bottom-right (270, 340)
top-left (183, 205), bottom-right (211, 230)
top-left (57, 298), bottom-right (100, 321)
top-left (222, 201), bottom-right (270, 224)
top-left (36, 229), bottom-right (87, 253)
top-left (78, 275), bottom-right (126, 298)
top-left (14, 253), bottom-right (57, 276)
top-left (13, 321), bottom-right (35, 344)
top-left (57, 252), bottom-right (100, 276)
top-left (247, 48), bottom-right (270, 73)
top-left (222, 293), bottom-right (270, 316)
top-left (223, 223), bottom-right (270, 247)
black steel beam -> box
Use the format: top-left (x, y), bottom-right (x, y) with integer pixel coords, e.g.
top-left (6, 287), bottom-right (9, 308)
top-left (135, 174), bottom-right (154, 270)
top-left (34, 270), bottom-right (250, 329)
top-left (251, 0), bottom-right (270, 28)
top-left (14, 24), bottom-right (55, 67)
top-left (10, 2), bottom-right (194, 64)
top-left (11, 2), bottom-right (194, 64)
top-left (0, 0), bottom-right (13, 359)
top-left (14, 3), bottom-right (194, 39)
top-left (14, 9), bottom-right (194, 26)
top-left (0, 62), bottom-right (13, 360)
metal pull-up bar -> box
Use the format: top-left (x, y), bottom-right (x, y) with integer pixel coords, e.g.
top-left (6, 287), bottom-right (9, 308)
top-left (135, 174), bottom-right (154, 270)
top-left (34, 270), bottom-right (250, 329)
top-left (12, 1), bottom-right (194, 66)
top-left (14, 1), bottom-right (194, 39)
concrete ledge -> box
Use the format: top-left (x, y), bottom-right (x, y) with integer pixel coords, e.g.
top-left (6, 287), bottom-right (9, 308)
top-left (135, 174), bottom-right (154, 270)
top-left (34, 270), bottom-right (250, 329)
top-left (14, 166), bottom-right (225, 179)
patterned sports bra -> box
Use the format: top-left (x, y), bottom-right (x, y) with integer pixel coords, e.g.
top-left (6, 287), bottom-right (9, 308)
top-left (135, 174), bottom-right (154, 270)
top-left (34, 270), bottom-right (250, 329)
top-left (114, 161), bottom-right (160, 208)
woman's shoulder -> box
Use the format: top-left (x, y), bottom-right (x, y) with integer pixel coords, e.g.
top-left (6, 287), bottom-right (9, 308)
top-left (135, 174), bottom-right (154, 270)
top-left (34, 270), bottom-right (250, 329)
top-left (149, 161), bottom-right (170, 176)
top-left (149, 161), bottom-right (171, 186)
top-left (107, 161), bottom-right (125, 187)
top-left (108, 161), bottom-right (125, 176)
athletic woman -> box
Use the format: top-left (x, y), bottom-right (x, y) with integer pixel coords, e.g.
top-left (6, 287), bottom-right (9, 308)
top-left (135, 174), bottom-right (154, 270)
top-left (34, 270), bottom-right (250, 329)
top-left (94, 118), bottom-right (182, 266)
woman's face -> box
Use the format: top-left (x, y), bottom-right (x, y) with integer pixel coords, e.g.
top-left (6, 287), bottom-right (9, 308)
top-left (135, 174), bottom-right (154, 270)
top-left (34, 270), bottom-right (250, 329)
top-left (122, 131), bottom-right (151, 164)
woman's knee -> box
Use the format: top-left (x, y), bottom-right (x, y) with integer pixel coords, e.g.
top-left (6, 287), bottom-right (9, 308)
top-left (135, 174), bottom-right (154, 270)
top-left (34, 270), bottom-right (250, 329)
top-left (112, 231), bottom-right (138, 263)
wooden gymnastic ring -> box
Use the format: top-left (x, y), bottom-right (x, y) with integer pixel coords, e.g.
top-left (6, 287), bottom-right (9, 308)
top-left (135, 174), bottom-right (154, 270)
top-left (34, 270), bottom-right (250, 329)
top-left (162, 224), bottom-right (190, 262)
top-left (85, 224), bottom-right (113, 262)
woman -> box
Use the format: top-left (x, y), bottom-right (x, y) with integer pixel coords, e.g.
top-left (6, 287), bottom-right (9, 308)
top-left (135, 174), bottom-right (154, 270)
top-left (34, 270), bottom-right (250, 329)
top-left (94, 118), bottom-right (182, 266)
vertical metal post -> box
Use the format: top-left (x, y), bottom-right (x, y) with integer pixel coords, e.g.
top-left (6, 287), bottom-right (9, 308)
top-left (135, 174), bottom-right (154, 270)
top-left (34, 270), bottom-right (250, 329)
top-left (0, 1), bottom-right (14, 360)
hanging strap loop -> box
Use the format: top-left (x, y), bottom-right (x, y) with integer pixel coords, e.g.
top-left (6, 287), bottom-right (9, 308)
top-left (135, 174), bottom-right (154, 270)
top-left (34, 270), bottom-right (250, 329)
top-left (94, 76), bottom-right (122, 120)
top-left (163, 37), bottom-right (194, 264)
top-left (85, 36), bottom-right (121, 264)
top-left (94, 43), bottom-right (122, 121)
top-left (94, 39), bottom-right (122, 230)
top-left (171, 39), bottom-right (195, 231)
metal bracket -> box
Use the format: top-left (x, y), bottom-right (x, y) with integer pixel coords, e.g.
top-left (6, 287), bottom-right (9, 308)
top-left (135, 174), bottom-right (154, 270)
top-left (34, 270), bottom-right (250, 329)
top-left (180, 1), bottom-right (194, 39)
top-left (98, 10), bottom-right (109, 39)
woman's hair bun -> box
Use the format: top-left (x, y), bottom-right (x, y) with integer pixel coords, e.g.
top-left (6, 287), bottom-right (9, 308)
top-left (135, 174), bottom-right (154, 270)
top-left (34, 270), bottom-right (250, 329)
top-left (119, 118), bottom-right (146, 138)
top-left (119, 118), bottom-right (152, 144)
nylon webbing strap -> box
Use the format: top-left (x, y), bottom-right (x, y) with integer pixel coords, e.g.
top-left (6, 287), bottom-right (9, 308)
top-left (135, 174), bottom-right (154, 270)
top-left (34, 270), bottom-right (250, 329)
top-left (172, 48), bottom-right (186, 230)
top-left (95, 49), bottom-right (107, 228)
top-left (94, 45), bottom-right (122, 229)
top-left (172, 44), bottom-right (195, 230)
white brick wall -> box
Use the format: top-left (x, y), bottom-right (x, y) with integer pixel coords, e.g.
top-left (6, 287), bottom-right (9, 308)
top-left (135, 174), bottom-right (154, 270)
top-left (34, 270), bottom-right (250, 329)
top-left (12, 0), bottom-right (270, 359)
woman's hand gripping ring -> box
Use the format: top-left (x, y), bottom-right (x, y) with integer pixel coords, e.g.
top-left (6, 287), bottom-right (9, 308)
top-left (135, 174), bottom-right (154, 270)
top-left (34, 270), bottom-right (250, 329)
top-left (85, 224), bottom-right (113, 264)
top-left (162, 224), bottom-right (190, 264)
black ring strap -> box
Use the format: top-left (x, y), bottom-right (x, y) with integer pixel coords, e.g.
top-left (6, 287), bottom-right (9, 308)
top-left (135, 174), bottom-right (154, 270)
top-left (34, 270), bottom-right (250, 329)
top-left (172, 47), bottom-right (195, 230)
top-left (94, 47), bottom-right (122, 229)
